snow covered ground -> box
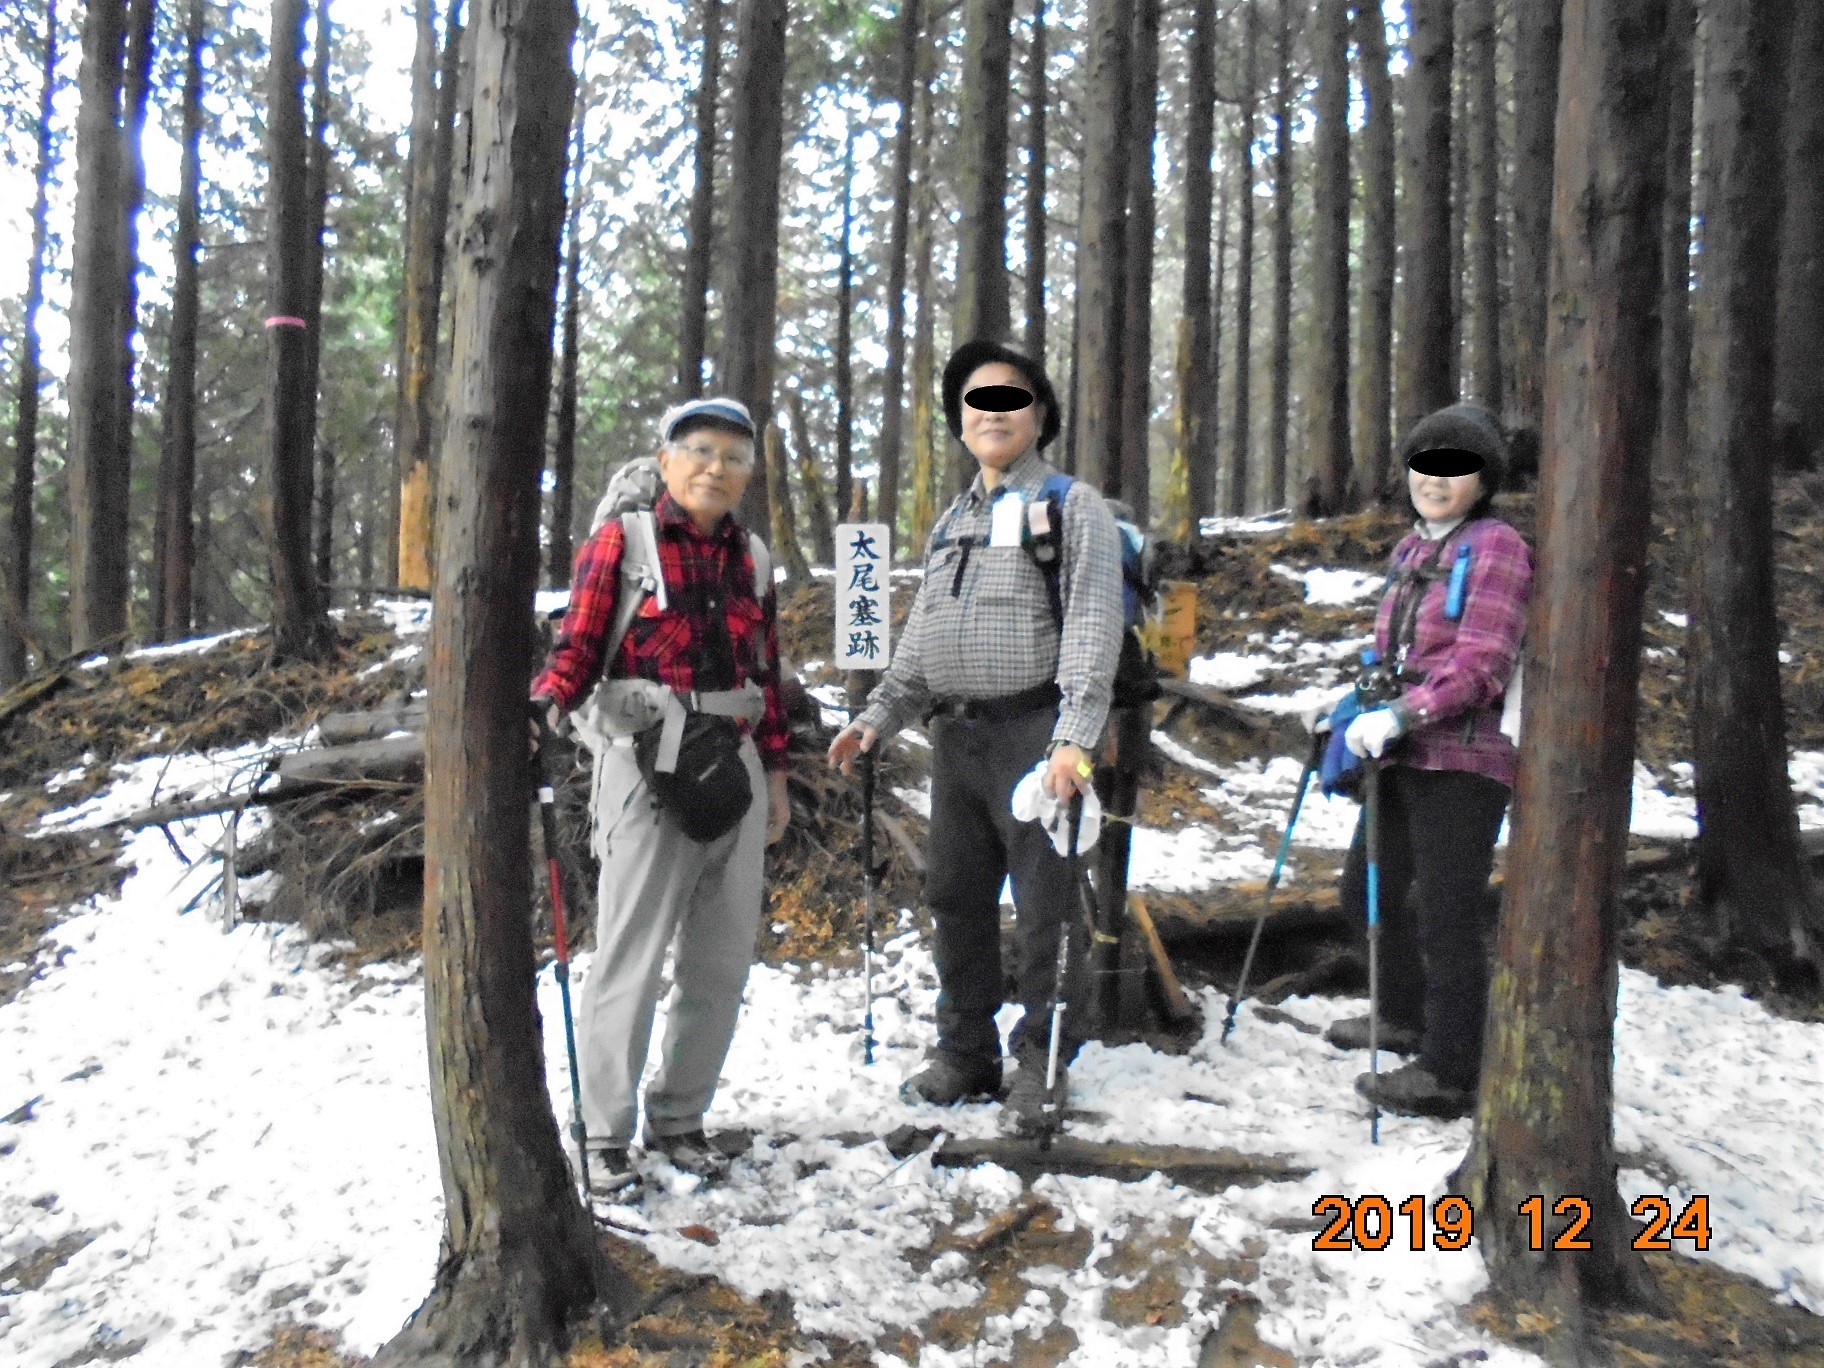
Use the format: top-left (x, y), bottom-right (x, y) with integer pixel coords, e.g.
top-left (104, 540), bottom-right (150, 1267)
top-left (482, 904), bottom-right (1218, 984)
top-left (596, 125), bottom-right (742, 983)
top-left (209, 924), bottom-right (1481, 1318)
top-left (4, 739), bottom-right (1823, 1367)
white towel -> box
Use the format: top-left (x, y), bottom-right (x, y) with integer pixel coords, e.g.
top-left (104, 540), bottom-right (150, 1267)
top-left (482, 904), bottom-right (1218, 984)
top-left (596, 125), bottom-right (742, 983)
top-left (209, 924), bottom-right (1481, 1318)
top-left (1011, 762), bottom-right (1103, 857)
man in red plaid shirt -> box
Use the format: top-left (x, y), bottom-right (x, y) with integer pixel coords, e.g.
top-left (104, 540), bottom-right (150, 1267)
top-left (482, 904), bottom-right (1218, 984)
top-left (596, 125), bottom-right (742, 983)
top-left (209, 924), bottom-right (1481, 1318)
top-left (532, 396), bottom-right (789, 1190)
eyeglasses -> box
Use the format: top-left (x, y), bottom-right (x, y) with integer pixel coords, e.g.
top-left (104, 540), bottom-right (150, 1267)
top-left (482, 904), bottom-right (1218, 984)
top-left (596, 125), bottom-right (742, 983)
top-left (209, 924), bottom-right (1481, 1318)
top-left (670, 441), bottom-right (755, 472)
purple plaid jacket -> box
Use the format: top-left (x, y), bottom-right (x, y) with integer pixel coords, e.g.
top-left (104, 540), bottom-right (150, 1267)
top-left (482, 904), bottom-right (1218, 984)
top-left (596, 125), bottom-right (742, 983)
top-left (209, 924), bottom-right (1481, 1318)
top-left (1376, 516), bottom-right (1533, 789)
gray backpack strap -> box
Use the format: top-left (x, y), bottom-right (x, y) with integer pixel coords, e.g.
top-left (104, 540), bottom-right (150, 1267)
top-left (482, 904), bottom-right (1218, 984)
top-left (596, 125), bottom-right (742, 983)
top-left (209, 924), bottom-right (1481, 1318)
top-left (602, 510), bottom-right (666, 664)
top-left (747, 531), bottom-right (771, 600)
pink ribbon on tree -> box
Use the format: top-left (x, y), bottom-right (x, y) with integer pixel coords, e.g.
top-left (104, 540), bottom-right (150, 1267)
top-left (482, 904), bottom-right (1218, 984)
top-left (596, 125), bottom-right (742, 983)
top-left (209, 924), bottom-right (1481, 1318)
top-left (264, 315), bottom-right (308, 329)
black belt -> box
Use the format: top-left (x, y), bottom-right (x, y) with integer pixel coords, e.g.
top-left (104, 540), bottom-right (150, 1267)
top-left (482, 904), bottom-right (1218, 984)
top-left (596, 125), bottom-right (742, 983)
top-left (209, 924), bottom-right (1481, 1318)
top-left (927, 681), bottom-right (1061, 724)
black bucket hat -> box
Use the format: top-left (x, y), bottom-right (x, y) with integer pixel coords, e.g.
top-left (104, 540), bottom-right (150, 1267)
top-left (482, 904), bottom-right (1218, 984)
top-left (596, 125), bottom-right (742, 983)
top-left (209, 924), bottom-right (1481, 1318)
top-left (1398, 402), bottom-right (1508, 493)
top-left (942, 340), bottom-right (1063, 451)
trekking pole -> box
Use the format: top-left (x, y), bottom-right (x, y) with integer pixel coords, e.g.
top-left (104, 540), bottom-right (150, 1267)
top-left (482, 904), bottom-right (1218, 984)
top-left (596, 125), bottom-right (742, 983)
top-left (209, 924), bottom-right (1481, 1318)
top-left (1040, 793), bottom-right (1086, 1153)
top-left (860, 746), bottom-right (878, 1066)
top-left (1364, 757), bottom-right (1383, 1146)
top-left (533, 717), bottom-right (594, 1197)
top-left (1222, 727), bottom-right (1327, 1044)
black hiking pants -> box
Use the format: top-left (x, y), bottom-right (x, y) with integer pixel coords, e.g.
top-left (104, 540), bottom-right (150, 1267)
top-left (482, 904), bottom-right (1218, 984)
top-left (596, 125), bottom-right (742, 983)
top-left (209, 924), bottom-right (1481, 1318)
top-left (923, 703), bottom-right (1092, 1066)
top-left (1339, 764), bottom-right (1510, 1090)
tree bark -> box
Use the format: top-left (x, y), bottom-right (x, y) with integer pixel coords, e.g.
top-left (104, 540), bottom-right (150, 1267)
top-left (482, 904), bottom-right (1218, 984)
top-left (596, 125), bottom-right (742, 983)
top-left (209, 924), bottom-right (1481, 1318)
top-left (1394, 0), bottom-right (1455, 441)
top-left (876, 0), bottom-right (924, 539)
top-left (714, 0), bottom-right (788, 532)
top-left (1774, 0), bottom-right (1824, 468)
top-left (4, 0), bottom-right (58, 682)
top-left (1509, 0), bottom-right (1562, 448)
top-left (1690, 0), bottom-right (1816, 967)
top-left (766, 422), bottom-right (811, 583)
top-left (1656, 0), bottom-right (1695, 554)
top-left (152, 0), bottom-right (205, 644)
top-left (907, 85), bottom-right (941, 552)
top-left (1022, 0), bottom-right (1048, 365)
top-left (678, 0), bottom-right (723, 398)
top-left (1224, 1), bottom-right (1257, 516)
top-left (304, 0), bottom-right (334, 601)
top-left (115, 0), bottom-right (154, 598)
top-left (787, 387), bottom-right (836, 564)
top-left (1075, 0), bottom-right (1130, 501)
top-left (264, 0), bottom-right (332, 661)
top-left (1305, 0), bottom-right (1352, 516)
top-left (1351, 0), bottom-right (1396, 503)
top-left (396, 0), bottom-right (453, 591)
top-left (835, 125), bottom-right (857, 521)
top-left (1119, 0), bottom-right (1159, 524)
top-left (370, 1), bottom-right (622, 1357)
top-left (549, 90), bottom-right (584, 588)
top-left (953, 0), bottom-right (1016, 349)
top-left (1177, 0), bottom-right (1216, 532)
top-left (66, 0), bottom-right (130, 652)
top-left (1266, 0), bottom-right (1294, 511)
top-left (1450, 0), bottom-right (1669, 1340)
top-left (1464, 0), bottom-right (1503, 412)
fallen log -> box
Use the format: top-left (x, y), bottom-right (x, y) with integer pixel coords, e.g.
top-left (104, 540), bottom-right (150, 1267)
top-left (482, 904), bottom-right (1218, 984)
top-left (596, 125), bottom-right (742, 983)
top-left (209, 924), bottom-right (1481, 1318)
top-left (1127, 895), bottom-right (1195, 1022)
top-left (317, 704), bottom-right (425, 746)
top-left (877, 1124), bottom-right (1310, 1190)
top-left (1156, 678), bottom-right (1268, 733)
top-left (275, 735), bottom-right (423, 788)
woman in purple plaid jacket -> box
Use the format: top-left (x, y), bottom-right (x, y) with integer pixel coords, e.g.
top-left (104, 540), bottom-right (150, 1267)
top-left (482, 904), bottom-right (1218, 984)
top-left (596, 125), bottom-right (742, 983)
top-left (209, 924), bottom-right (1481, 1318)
top-left (1311, 403), bottom-right (1534, 1120)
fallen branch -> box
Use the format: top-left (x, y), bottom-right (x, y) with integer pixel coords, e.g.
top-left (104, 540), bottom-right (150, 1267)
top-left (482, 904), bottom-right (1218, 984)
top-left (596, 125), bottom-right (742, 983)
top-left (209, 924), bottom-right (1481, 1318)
top-left (1127, 895), bottom-right (1195, 1022)
top-left (960, 1196), bottom-right (1052, 1253)
top-left (878, 1125), bottom-right (1310, 1190)
top-left (876, 810), bottom-right (926, 876)
top-left (1156, 678), bottom-right (1269, 732)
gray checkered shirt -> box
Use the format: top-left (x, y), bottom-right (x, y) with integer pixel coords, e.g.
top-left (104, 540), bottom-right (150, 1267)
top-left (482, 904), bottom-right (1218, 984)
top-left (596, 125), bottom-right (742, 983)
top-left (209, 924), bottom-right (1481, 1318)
top-left (858, 449), bottom-right (1125, 751)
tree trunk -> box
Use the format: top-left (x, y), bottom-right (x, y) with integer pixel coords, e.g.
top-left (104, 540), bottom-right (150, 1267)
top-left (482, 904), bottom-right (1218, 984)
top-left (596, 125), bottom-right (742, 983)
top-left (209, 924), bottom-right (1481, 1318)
top-left (835, 125), bottom-right (857, 521)
top-left (264, 0), bottom-right (332, 661)
top-left (1464, 0), bottom-right (1503, 412)
top-left (1352, 0), bottom-right (1396, 503)
top-left (1394, 0), bottom-right (1455, 440)
top-left (549, 93), bottom-right (585, 588)
top-left (1509, 0), bottom-right (1562, 448)
top-left (953, 0), bottom-right (1016, 348)
top-left (876, 0), bottom-right (924, 539)
top-left (1449, 41), bottom-right (1467, 400)
top-left (1450, 0), bottom-right (1669, 1341)
top-left (1208, 167), bottom-right (1229, 516)
top-left (1774, 0), bottom-right (1824, 468)
top-left (115, 0), bottom-right (154, 603)
top-left (1176, 0), bottom-right (1217, 534)
top-left (152, 0), bottom-right (204, 644)
top-left (4, 0), bottom-right (58, 682)
top-left (787, 387), bottom-right (836, 564)
top-left (1023, 0), bottom-right (1048, 365)
top-left (1656, 0), bottom-right (1696, 555)
top-left (1267, 0), bottom-right (1294, 511)
top-left (678, 0), bottom-right (723, 398)
top-left (714, 0), bottom-right (788, 532)
top-left (1690, 0), bottom-right (1816, 968)
top-left (66, 0), bottom-right (129, 652)
top-left (304, 0), bottom-right (334, 601)
top-left (907, 93), bottom-right (940, 552)
top-left (370, 2), bottom-right (621, 1358)
top-left (1305, 0), bottom-right (1352, 516)
top-left (1119, 0), bottom-right (1159, 524)
top-left (397, 0), bottom-right (452, 591)
top-left (1225, 1), bottom-right (1257, 516)
top-left (1075, 0), bottom-right (1130, 500)
top-left (766, 422), bottom-right (811, 583)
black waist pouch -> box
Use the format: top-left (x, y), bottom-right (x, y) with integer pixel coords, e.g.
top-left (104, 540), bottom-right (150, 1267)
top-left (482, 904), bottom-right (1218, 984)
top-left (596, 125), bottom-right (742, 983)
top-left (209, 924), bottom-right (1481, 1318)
top-left (634, 712), bottom-right (753, 843)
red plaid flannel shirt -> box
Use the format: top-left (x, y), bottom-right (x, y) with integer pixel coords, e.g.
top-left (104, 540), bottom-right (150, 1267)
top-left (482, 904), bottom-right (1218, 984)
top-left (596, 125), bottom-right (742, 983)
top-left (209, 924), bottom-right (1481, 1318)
top-left (532, 494), bottom-right (791, 770)
top-left (1376, 516), bottom-right (1533, 789)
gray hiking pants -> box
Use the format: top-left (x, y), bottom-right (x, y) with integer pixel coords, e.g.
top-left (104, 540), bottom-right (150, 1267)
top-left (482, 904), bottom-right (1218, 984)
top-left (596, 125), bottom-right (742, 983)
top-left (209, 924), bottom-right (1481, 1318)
top-left (576, 735), bottom-right (767, 1145)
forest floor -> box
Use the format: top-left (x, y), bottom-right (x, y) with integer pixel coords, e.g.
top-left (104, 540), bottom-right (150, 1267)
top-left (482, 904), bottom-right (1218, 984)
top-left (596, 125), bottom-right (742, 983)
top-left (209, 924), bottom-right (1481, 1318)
top-left (3, 482), bottom-right (1824, 1367)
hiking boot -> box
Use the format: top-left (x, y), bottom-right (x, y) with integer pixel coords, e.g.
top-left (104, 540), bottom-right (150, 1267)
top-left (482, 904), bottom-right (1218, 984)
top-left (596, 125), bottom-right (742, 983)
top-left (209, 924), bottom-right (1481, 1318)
top-left (642, 1127), bottom-right (728, 1177)
top-left (1002, 1055), bottom-right (1068, 1137)
top-left (898, 1052), bottom-right (1003, 1106)
top-left (579, 1143), bottom-right (637, 1197)
top-left (1325, 1014), bottom-right (1423, 1056)
top-left (1353, 1062), bottom-right (1473, 1120)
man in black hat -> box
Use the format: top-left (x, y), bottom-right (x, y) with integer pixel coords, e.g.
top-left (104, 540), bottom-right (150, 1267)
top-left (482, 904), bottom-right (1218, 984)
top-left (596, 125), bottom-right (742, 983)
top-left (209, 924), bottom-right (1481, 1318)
top-left (828, 340), bottom-right (1124, 1133)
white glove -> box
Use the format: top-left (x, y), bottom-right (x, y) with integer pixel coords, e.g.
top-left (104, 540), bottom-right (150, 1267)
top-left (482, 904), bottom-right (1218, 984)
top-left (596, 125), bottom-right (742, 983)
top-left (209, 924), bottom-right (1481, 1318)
top-left (1344, 707), bottom-right (1404, 759)
top-left (1300, 686), bottom-right (1352, 735)
top-left (1011, 762), bottom-right (1102, 856)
